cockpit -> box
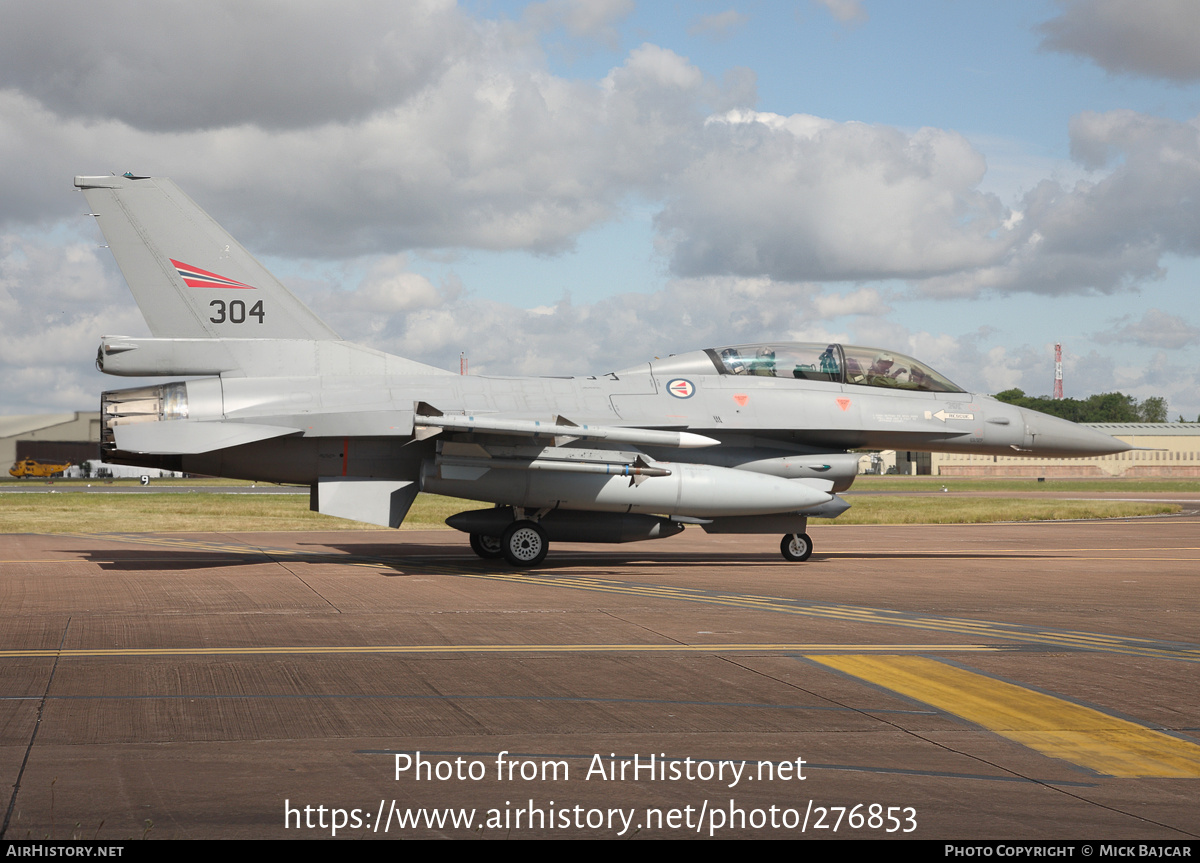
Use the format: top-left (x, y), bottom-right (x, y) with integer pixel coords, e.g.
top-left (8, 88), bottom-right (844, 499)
top-left (704, 343), bottom-right (965, 393)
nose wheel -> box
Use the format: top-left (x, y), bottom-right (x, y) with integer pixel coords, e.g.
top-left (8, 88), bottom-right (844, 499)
top-left (502, 520), bottom-right (549, 567)
top-left (780, 532), bottom-right (813, 562)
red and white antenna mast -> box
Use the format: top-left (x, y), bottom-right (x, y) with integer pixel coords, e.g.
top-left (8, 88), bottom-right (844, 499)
top-left (1053, 343), bottom-right (1063, 400)
top-left (460, 351), bottom-right (468, 376)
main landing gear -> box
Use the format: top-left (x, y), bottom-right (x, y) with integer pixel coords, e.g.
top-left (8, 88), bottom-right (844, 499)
top-left (469, 521), bottom-right (813, 567)
top-left (469, 521), bottom-right (548, 567)
top-left (780, 532), bottom-right (813, 562)
top-left (468, 533), bottom-right (503, 559)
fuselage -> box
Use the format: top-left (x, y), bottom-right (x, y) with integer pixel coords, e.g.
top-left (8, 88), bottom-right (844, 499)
top-left (101, 343), bottom-right (1128, 495)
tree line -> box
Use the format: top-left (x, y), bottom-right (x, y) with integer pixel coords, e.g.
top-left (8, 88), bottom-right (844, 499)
top-left (992, 389), bottom-right (1175, 423)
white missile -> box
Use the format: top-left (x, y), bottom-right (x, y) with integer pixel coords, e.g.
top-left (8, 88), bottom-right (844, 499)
top-left (414, 408), bottom-right (719, 449)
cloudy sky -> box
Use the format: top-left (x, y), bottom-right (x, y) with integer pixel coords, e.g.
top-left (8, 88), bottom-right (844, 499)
top-left (2, 0), bottom-right (1199, 419)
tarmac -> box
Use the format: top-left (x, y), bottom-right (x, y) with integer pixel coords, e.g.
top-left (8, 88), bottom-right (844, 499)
top-left (1, 513), bottom-right (1198, 840)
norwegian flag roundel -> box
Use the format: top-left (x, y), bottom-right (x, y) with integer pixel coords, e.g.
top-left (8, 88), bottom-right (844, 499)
top-left (667, 378), bottom-right (695, 398)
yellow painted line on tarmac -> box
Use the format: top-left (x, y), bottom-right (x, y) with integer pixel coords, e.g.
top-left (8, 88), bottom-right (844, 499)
top-left (0, 643), bottom-right (999, 659)
top-left (809, 655), bottom-right (1200, 778)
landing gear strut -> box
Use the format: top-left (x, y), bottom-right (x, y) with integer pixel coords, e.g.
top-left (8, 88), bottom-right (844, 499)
top-left (780, 532), bottom-right (813, 562)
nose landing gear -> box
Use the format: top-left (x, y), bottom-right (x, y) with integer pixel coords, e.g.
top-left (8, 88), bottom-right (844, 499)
top-left (780, 532), bottom-right (813, 562)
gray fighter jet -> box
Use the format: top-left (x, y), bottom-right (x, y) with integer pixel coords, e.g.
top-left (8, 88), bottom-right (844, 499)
top-left (77, 174), bottom-right (1130, 566)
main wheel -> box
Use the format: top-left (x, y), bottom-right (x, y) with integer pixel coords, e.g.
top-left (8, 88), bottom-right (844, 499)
top-left (502, 520), bottom-right (548, 567)
top-left (469, 533), bottom-right (504, 559)
top-left (780, 532), bottom-right (813, 562)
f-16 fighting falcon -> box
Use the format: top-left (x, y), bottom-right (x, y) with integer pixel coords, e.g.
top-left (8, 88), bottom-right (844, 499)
top-left (77, 174), bottom-right (1130, 566)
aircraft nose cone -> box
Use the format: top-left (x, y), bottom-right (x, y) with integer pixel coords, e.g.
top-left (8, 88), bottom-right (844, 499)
top-left (1019, 409), bottom-right (1132, 456)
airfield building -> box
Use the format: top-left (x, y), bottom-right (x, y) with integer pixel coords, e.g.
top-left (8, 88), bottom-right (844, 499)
top-left (932, 423), bottom-right (1200, 477)
top-left (1, 412), bottom-right (102, 471)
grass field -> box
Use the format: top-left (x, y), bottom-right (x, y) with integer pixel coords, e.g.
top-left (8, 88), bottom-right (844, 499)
top-left (0, 491), bottom-right (471, 534)
top-left (845, 476), bottom-right (1200, 493)
top-left (812, 496), bottom-right (1179, 524)
top-left (0, 483), bottom-right (1184, 533)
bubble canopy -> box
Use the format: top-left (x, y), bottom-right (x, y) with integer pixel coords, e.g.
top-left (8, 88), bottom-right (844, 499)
top-left (703, 343), bottom-right (965, 394)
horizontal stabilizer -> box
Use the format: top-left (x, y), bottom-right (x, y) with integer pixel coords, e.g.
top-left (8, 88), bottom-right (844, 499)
top-left (112, 420), bottom-right (300, 454)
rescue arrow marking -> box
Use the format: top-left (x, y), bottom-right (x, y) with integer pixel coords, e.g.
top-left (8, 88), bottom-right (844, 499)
top-left (925, 409), bottom-right (975, 422)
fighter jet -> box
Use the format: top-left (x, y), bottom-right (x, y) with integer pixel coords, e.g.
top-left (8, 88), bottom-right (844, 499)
top-left (77, 174), bottom-right (1130, 566)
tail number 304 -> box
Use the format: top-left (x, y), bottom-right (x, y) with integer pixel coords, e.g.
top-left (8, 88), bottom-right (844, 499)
top-left (209, 299), bottom-right (265, 324)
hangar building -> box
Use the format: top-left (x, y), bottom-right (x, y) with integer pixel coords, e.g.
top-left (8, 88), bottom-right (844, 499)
top-left (933, 423), bottom-right (1200, 477)
top-left (1, 412), bottom-right (102, 471)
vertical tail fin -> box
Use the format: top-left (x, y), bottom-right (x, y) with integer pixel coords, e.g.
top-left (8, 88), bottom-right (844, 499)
top-left (76, 174), bottom-right (339, 341)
